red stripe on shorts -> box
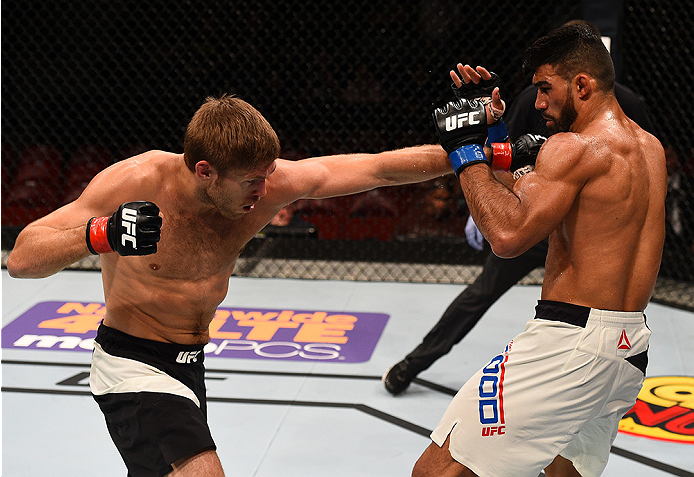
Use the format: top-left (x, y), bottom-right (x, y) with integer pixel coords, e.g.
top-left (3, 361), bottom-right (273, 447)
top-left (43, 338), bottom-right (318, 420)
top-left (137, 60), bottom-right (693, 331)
top-left (498, 353), bottom-right (509, 425)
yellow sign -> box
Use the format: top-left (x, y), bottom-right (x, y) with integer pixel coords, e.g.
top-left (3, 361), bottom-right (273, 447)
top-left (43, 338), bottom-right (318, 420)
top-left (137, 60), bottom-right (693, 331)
top-left (619, 376), bottom-right (694, 444)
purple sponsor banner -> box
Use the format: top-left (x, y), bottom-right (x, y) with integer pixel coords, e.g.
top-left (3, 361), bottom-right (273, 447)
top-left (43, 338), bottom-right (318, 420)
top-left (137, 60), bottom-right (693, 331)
top-left (2, 301), bottom-right (390, 363)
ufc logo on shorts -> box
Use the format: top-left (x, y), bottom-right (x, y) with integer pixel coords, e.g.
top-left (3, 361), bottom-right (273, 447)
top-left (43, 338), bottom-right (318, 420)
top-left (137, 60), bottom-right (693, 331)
top-left (481, 425), bottom-right (505, 436)
top-left (445, 111), bottom-right (482, 131)
top-left (120, 207), bottom-right (138, 249)
top-left (478, 352), bottom-right (509, 436)
top-left (176, 350), bottom-right (201, 364)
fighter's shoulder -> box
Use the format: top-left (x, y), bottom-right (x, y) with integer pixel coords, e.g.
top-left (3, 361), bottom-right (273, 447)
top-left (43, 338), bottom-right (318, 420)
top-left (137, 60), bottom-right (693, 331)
top-left (541, 132), bottom-right (584, 147)
top-left (534, 133), bottom-right (601, 184)
top-left (536, 132), bottom-right (589, 163)
top-left (269, 157), bottom-right (305, 182)
top-left (83, 150), bottom-right (177, 200)
top-left (117, 149), bottom-right (177, 169)
top-left (633, 125), bottom-right (667, 180)
top-left (266, 155), bottom-right (338, 206)
top-left (265, 157), bottom-right (312, 200)
top-left (633, 122), bottom-right (664, 154)
top-left (272, 155), bottom-right (330, 181)
top-left (99, 150), bottom-right (175, 178)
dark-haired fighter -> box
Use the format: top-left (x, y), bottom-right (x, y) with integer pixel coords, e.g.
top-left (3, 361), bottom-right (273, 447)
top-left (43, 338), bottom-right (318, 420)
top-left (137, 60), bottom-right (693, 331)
top-left (413, 23), bottom-right (666, 477)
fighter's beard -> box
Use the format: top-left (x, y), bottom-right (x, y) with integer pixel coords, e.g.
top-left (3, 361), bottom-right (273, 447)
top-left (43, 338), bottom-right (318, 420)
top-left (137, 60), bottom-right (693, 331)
top-left (548, 91), bottom-right (578, 134)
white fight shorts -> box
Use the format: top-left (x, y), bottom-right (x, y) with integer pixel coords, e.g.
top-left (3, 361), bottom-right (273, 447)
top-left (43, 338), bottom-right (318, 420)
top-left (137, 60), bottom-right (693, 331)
top-left (431, 300), bottom-right (650, 477)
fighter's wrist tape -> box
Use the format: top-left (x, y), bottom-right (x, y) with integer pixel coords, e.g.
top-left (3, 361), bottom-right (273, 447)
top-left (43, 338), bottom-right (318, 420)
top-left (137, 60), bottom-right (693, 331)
top-left (448, 144), bottom-right (487, 176)
top-left (490, 142), bottom-right (513, 171)
top-left (486, 120), bottom-right (509, 145)
top-left (86, 216), bottom-right (114, 254)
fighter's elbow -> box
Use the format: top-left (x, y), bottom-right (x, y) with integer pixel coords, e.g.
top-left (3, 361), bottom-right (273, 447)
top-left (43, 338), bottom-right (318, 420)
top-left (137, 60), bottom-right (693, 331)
top-left (487, 232), bottom-right (527, 259)
top-left (6, 253), bottom-right (49, 279)
top-left (7, 255), bottom-right (30, 278)
top-left (6, 259), bottom-right (26, 278)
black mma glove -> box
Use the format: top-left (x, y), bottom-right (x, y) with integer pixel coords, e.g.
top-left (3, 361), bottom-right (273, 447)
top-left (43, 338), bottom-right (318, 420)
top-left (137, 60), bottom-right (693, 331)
top-left (451, 70), bottom-right (502, 102)
top-left (433, 98), bottom-right (488, 176)
top-left (451, 69), bottom-right (507, 143)
top-left (490, 134), bottom-right (546, 179)
top-left (87, 201), bottom-right (162, 256)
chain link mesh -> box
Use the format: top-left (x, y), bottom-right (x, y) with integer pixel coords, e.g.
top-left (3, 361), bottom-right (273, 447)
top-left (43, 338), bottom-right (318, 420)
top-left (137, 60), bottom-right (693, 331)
top-left (2, 0), bottom-right (692, 309)
top-left (622, 0), bottom-right (694, 298)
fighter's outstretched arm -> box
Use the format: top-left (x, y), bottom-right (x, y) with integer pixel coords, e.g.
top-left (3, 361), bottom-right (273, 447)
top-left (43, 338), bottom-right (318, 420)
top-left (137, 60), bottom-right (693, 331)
top-left (267, 144), bottom-right (451, 205)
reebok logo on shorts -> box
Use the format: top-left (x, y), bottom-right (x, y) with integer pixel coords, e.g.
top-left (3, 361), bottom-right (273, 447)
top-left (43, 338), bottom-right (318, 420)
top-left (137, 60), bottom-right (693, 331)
top-left (618, 330), bottom-right (632, 350)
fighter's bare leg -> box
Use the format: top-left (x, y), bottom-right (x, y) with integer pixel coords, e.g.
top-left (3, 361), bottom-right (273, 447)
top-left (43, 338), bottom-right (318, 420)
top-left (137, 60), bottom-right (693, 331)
top-left (168, 449), bottom-right (225, 477)
top-left (544, 455), bottom-right (581, 477)
top-left (412, 434), bottom-right (478, 477)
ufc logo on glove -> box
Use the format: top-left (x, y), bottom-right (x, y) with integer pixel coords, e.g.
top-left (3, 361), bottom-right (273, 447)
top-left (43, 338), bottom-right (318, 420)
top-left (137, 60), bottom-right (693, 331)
top-left (445, 111), bottom-right (483, 131)
top-left (86, 201), bottom-right (162, 256)
top-left (120, 207), bottom-right (139, 249)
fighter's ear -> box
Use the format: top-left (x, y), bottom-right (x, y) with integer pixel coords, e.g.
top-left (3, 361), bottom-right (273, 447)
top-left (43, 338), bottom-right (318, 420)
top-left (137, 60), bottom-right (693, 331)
top-left (195, 161), bottom-right (216, 181)
top-left (574, 74), bottom-right (593, 100)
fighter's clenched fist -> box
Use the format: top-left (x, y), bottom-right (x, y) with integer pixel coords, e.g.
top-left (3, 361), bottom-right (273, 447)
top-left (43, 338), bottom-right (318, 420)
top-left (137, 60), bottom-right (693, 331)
top-left (87, 201), bottom-right (162, 255)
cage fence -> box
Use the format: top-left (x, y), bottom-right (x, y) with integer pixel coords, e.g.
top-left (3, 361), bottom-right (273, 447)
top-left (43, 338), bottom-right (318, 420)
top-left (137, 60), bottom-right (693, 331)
top-left (2, 0), bottom-right (692, 310)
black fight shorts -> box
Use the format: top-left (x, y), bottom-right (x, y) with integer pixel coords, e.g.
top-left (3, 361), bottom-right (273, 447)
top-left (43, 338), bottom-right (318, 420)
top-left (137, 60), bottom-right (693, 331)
top-left (90, 324), bottom-right (216, 477)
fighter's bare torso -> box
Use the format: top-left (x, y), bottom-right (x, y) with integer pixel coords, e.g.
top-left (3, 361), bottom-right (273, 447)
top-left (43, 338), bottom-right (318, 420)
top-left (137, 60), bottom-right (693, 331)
top-left (100, 152), bottom-right (283, 344)
top-left (7, 142), bottom-right (451, 344)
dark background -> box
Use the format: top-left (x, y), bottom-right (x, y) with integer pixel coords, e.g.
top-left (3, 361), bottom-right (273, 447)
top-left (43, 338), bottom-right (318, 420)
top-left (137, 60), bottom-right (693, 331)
top-left (2, 0), bottom-right (692, 309)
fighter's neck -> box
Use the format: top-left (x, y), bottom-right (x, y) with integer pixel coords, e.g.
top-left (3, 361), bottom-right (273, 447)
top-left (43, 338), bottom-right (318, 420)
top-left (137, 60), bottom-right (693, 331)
top-left (571, 94), bottom-right (619, 133)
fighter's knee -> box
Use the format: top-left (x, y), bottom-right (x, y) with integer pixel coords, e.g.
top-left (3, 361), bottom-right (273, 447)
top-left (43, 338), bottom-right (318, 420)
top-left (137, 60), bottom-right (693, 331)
top-left (412, 457), bottom-right (443, 477)
top-left (411, 455), bottom-right (426, 477)
top-left (169, 448), bottom-right (224, 477)
top-left (545, 455), bottom-right (582, 477)
top-left (412, 440), bottom-right (478, 477)
top-left (412, 445), bottom-right (437, 477)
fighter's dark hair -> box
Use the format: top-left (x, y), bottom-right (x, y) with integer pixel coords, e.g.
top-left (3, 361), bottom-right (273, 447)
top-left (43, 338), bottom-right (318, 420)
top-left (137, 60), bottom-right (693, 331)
top-left (522, 24), bottom-right (615, 92)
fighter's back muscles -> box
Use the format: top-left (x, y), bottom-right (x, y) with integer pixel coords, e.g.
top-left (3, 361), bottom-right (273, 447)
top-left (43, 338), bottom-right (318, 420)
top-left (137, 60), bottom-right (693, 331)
top-left (540, 121), bottom-right (666, 311)
top-left (462, 115), bottom-right (666, 312)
